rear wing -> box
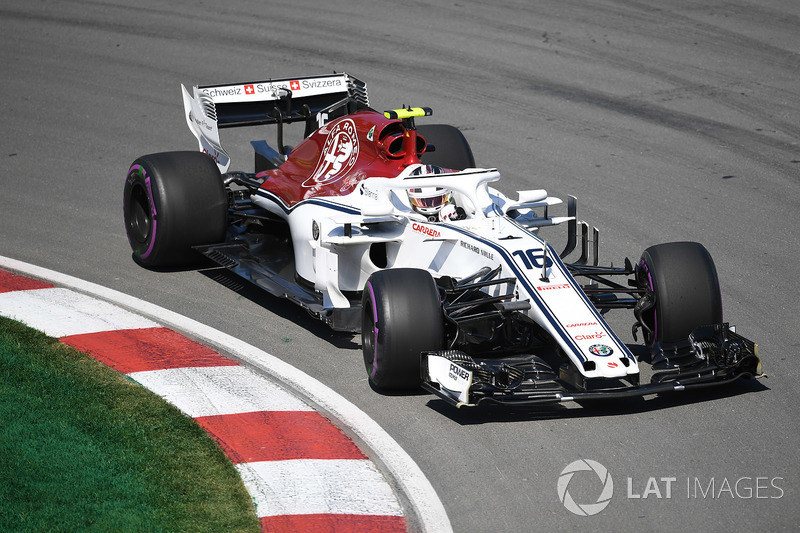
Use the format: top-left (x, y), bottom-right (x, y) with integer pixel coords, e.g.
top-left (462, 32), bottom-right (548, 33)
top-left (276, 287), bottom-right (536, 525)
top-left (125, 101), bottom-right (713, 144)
top-left (181, 73), bottom-right (370, 172)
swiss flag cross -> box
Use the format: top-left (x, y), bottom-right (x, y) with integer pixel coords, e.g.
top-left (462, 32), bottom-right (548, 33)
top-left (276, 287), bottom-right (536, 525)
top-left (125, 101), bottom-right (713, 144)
top-left (290, 80), bottom-right (300, 91)
top-left (244, 84), bottom-right (255, 95)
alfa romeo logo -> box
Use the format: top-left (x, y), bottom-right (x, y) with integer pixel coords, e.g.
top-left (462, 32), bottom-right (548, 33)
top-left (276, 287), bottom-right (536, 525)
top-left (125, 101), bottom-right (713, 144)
top-left (304, 118), bottom-right (360, 187)
top-left (588, 344), bottom-right (614, 357)
top-left (557, 459), bottom-right (613, 516)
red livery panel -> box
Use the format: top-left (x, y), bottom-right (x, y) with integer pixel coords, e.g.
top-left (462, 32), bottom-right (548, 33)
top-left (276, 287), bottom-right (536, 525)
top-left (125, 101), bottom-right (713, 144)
top-left (258, 111), bottom-right (427, 206)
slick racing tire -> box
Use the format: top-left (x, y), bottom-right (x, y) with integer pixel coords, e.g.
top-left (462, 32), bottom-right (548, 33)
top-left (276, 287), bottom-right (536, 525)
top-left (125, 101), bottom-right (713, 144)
top-left (362, 268), bottom-right (444, 390)
top-left (123, 151), bottom-right (227, 268)
top-left (639, 241), bottom-right (723, 345)
top-left (418, 124), bottom-right (476, 170)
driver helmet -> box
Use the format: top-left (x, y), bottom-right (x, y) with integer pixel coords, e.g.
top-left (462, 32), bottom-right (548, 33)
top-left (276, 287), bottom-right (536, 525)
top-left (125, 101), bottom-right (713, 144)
top-left (407, 165), bottom-right (452, 216)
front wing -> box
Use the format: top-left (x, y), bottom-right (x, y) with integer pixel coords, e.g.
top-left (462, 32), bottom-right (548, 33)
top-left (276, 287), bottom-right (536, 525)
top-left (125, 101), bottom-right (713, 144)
top-left (422, 323), bottom-right (763, 407)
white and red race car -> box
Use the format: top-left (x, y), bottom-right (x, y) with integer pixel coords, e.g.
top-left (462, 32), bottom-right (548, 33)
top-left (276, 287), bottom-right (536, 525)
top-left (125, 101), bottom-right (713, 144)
top-left (123, 73), bottom-right (762, 407)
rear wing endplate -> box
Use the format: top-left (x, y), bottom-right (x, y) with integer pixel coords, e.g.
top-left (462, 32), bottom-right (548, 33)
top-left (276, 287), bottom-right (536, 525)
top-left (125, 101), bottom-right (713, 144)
top-left (182, 73), bottom-right (369, 172)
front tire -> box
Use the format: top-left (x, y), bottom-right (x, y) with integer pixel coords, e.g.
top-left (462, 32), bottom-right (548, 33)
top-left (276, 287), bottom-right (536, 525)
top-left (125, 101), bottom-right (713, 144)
top-left (123, 151), bottom-right (227, 268)
top-left (362, 269), bottom-right (444, 390)
top-left (638, 242), bottom-right (723, 345)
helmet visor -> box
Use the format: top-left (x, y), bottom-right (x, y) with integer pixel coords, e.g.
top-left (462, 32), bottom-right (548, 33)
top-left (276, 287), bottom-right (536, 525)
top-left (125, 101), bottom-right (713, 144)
top-left (409, 191), bottom-right (451, 209)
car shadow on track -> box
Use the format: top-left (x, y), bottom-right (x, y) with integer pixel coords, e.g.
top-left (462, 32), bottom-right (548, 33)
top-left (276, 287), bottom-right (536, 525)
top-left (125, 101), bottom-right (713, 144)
top-left (424, 379), bottom-right (769, 425)
top-left (367, 380), bottom-right (432, 398)
top-left (198, 266), bottom-right (360, 351)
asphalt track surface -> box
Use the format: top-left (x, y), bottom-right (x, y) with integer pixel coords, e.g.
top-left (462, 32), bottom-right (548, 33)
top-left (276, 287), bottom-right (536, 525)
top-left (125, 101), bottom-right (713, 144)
top-left (1, 1), bottom-right (799, 531)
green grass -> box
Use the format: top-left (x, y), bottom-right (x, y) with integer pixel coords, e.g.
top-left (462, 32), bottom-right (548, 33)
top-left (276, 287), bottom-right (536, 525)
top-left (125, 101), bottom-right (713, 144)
top-left (0, 316), bottom-right (260, 532)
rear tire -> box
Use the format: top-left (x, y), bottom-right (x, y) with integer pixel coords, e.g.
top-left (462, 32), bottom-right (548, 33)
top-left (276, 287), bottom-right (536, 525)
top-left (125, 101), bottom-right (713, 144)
top-left (362, 269), bottom-right (444, 390)
top-left (418, 124), bottom-right (475, 170)
top-left (123, 151), bottom-right (227, 268)
top-left (639, 242), bottom-right (723, 344)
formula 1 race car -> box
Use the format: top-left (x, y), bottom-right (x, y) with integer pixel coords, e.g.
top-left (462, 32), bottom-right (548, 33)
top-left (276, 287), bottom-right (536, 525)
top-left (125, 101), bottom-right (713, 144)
top-left (123, 73), bottom-right (763, 407)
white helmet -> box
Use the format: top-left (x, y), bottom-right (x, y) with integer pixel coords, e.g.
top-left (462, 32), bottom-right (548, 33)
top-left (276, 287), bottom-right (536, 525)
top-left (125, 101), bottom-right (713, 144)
top-left (407, 165), bottom-right (452, 217)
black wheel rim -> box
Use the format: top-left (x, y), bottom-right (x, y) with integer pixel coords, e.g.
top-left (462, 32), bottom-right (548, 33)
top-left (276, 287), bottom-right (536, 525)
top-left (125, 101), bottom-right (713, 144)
top-left (127, 184), bottom-right (152, 245)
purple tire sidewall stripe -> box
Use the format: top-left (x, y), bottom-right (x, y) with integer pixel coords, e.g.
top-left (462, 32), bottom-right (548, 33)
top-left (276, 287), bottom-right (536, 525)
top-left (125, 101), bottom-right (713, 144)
top-left (366, 281), bottom-right (379, 379)
top-left (128, 164), bottom-right (158, 261)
